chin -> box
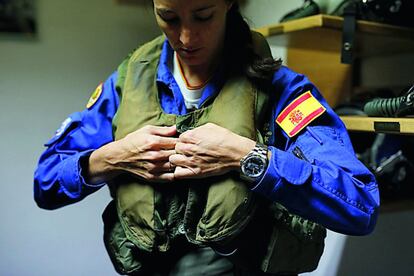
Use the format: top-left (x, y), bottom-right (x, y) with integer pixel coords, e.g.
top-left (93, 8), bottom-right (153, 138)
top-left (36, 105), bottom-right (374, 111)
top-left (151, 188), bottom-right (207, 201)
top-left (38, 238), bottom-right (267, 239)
top-left (178, 56), bottom-right (206, 67)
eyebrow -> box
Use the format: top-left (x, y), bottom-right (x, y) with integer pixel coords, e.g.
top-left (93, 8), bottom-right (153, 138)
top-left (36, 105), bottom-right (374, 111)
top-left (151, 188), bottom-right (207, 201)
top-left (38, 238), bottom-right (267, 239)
top-left (193, 5), bottom-right (216, 12)
top-left (155, 5), bottom-right (216, 14)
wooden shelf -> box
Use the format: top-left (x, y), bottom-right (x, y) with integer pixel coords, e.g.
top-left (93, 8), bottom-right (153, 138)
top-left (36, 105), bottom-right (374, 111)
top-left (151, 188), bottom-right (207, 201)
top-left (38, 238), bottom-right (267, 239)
top-left (256, 14), bottom-right (414, 57)
top-left (340, 116), bottom-right (414, 134)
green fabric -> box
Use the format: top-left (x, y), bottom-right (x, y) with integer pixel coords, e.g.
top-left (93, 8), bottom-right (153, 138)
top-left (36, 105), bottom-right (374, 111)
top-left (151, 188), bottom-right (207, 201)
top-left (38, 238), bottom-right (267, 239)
top-left (260, 203), bottom-right (326, 273)
top-left (112, 34), bottom-right (267, 253)
top-left (105, 32), bottom-right (326, 275)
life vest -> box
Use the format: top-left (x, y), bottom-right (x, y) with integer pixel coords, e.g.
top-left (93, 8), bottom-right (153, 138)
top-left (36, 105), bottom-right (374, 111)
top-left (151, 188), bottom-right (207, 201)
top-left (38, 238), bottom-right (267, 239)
top-left (103, 32), bottom-right (326, 275)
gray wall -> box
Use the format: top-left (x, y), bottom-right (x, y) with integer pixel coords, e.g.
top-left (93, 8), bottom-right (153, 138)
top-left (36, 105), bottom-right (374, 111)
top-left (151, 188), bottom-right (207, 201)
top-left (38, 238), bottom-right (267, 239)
top-left (1, 0), bottom-right (413, 275)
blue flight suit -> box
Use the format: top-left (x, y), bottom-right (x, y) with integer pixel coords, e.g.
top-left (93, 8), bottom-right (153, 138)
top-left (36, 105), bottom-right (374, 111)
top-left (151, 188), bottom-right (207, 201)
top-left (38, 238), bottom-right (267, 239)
top-left (34, 40), bottom-right (379, 236)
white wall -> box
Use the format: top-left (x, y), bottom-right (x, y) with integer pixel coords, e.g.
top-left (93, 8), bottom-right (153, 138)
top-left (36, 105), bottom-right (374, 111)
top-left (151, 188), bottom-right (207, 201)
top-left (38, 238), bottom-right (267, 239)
top-left (0, 0), bottom-right (159, 275)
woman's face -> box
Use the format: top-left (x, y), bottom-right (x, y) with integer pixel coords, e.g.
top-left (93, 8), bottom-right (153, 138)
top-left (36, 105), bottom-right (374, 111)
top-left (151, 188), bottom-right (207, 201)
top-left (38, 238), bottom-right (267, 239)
top-left (153, 0), bottom-right (232, 68)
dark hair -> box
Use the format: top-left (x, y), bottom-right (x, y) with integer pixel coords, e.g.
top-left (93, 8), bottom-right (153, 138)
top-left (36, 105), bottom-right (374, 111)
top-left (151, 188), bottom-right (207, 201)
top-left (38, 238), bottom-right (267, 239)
top-left (224, 2), bottom-right (281, 82)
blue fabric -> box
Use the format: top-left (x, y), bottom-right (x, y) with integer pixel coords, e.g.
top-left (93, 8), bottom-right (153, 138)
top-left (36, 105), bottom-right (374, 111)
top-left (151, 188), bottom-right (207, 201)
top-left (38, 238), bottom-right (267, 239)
top-left (34, 40), bottom-right (379, 235)
top-left (250, 67), bottom-right (379, 235)
top-left (34, 72), bottom-right (118, 209)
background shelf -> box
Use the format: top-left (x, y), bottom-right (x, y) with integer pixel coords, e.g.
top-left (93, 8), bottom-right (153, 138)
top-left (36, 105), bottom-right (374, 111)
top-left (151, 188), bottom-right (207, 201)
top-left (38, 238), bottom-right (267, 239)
top-left (340, 115), bottom-right (414, 134)
top-left (256, 14), bottom-right (414, 57)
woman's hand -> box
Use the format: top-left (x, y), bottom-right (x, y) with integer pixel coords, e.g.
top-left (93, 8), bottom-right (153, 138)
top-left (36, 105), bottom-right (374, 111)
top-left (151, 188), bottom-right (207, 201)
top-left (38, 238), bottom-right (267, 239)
top-left (170, 123), bottom-right (255, 179)
top-left (86, 125), bottom-right (178, 184)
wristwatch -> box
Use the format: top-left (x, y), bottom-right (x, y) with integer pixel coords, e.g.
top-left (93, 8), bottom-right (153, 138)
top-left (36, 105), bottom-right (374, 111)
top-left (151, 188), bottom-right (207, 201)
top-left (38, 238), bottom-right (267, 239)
top-left (240, 142), bottom-right (268, 183)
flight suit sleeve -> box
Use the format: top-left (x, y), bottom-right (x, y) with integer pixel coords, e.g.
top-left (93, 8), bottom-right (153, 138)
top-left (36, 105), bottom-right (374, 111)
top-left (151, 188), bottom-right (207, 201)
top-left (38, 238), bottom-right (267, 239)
top-left (252, 67), bottom-right (380, 236)
top-left (34, 72), bottom-right (119, 210)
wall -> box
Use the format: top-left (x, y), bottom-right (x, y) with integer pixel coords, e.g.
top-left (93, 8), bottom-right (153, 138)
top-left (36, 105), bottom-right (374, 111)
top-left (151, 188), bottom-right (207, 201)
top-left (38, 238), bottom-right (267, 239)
top-left (0, 0), bottom-right (159, 275)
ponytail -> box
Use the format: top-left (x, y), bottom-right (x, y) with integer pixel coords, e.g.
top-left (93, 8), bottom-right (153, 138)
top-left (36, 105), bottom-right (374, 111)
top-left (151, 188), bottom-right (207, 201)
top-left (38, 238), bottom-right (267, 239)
top-left (224, 2), bottom-right (281, 82)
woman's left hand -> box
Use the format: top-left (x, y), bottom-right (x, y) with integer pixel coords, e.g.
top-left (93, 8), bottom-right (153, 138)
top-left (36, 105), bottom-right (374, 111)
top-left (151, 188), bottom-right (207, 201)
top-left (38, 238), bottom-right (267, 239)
top-left (170, 123), bottom-right (255, 179)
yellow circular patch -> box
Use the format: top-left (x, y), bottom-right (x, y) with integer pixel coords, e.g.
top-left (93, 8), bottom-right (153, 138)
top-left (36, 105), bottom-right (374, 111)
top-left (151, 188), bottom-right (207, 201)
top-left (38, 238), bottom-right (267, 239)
top-left (86, 83), bottom-right (103, 109)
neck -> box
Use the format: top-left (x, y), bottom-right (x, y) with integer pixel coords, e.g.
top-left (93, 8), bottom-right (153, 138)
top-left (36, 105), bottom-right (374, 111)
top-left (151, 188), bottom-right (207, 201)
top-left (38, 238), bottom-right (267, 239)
top-left (176, 53), bottom-right (220, 89)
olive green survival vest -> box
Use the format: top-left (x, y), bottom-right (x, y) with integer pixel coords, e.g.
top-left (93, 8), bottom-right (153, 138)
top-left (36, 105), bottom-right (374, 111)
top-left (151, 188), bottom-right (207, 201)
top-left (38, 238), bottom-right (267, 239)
top-left (103, 33), bottom-right (326, 275)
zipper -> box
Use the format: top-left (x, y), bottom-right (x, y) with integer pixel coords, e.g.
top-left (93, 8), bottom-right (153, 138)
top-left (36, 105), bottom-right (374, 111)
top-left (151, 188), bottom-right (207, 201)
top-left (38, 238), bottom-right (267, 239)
top-left (293, 146), bottom-right (309, 162)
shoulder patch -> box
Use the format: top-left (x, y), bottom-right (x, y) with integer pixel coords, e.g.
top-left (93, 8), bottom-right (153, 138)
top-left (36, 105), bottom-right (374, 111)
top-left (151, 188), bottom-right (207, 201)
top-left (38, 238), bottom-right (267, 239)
top-left (86, 83), bottom-right (103, 109)
top-left (55, 117), bottom-right (72, 138)
top-left (45, 117), bottom-right (72, 146)
top-left (276, 91), bottom-right (326, 137)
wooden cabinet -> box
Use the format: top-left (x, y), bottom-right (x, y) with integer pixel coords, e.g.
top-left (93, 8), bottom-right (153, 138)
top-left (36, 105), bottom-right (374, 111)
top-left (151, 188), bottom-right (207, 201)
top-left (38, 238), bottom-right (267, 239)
top-left (256, 14), bottom-right (414, 107)
top-left (256, 14), bottom-right (414, 56)
top-left (256, 14), bottom-right (414, 212)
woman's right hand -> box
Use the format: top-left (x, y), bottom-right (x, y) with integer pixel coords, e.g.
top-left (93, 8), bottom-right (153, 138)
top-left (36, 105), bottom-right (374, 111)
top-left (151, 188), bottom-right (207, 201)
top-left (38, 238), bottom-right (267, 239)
top-left (86, 125), bottom-right (178, 184)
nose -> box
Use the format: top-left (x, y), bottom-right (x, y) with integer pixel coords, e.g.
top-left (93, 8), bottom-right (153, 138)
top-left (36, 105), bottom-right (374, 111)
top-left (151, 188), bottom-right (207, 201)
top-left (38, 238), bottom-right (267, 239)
top-left (179, 25), bottom-right (196, 47)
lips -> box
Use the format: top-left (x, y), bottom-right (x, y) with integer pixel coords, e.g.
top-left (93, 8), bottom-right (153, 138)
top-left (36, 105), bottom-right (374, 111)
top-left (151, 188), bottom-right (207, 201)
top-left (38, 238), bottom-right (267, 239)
top-left (178, 47), bottom-right (202, 58)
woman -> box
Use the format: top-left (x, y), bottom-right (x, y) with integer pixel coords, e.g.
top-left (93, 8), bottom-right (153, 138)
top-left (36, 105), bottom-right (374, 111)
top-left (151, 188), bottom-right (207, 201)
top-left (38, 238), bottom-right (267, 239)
top-left (34, 0), bottom-right (379, 275)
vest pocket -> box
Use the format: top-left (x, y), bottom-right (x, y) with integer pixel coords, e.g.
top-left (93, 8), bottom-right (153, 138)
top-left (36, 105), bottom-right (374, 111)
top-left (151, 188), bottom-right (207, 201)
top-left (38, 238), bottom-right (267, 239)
top-left (196, 174), bottom-right (257, 243)
top-left (260, 204), bottom-right (326, 274)
top-left (217, 203), bottom-right (327, 274)
top-left (102, 200), bottom-right (143, 275)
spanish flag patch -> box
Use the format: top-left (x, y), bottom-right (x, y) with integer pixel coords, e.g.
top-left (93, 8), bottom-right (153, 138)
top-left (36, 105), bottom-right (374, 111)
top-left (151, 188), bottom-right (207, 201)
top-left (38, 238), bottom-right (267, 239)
top-left (86, 83), bottom-right (103, 109)
top-left (276, 91), bottom-right (326, 137)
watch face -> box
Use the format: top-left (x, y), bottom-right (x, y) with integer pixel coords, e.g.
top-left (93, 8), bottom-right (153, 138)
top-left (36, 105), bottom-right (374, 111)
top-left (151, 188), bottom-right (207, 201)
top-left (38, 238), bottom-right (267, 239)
top-left (242, 155), bottom-right (266, 178)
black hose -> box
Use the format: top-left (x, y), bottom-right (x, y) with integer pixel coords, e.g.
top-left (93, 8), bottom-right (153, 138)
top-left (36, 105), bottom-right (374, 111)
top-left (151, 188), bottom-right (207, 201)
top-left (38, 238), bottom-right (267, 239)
top-left (363, 96), bottom-right (404, 117)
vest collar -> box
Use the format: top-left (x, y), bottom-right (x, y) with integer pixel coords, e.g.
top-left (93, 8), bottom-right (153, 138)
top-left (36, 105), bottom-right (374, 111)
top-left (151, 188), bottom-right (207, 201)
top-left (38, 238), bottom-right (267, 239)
top-left (156, 39), bottom-right (226, 112)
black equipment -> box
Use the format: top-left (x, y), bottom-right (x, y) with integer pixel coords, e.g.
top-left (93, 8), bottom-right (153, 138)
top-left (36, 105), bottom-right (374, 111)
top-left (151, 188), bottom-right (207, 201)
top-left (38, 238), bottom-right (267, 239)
top-left (332, 0), bottom-right (414, 63)
top-left (332, 0), bottom-right (414, 28)
top-left (363, 84), bottom-right (414, 117)
top-left (279, 0), bottom-right (320, 22)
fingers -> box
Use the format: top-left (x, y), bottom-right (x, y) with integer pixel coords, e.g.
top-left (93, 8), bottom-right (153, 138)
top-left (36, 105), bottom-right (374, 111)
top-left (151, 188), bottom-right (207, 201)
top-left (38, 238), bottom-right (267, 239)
top-left (175, 142), bottom-right (198, 155)
top-left (147, 136), bottom-right (178, 150)
top-left (124, 127), bottom-right (178, 151)
top-left (169, 154), bottom-right (202, 179)
top-left (169, 153), bottom-right (215, 170)
top-left (178, 129), bottom-right (199, 144)
top-left (126, 161), bottom-right (176, 182)
top-left (142, 149), bottom-right (176, 161)
top-left (142, 126), bottom-right (178, 150)
top-left (145, 172), bottom-right (175, 183)
top-left (157, 172), bottom-right (175, 182)
top-left (178, 123), bottom-right (218, 143)
top-left (146, 161), bottom-right (174, 173)
top-left (173, 166), bottom-right (198, 179)
top-left (169, 153), bottom-right (190, 166)
top-left (145, 125), bottom-right (177, 137)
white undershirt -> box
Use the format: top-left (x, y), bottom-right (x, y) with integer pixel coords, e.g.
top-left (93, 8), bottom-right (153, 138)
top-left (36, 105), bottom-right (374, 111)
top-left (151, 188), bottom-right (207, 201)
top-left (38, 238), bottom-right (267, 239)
top-left (172, 52), bottom-right (205, 110)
